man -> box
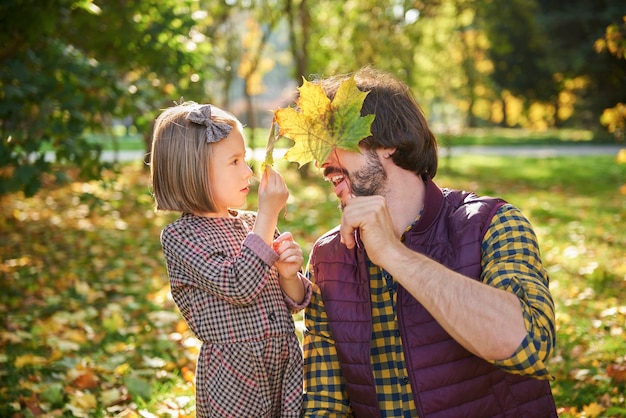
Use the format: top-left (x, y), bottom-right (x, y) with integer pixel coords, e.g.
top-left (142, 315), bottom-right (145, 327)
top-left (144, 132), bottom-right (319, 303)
top-left (301, 67), bottom-right (557, 417)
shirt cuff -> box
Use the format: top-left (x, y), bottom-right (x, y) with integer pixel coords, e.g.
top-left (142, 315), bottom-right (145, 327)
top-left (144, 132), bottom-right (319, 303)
top-left (283, 271), bottom-right (313, 312)
top-left (243, 233), bottom-right (279, 266)
top-left (490, 334), bottom-right (554, 380)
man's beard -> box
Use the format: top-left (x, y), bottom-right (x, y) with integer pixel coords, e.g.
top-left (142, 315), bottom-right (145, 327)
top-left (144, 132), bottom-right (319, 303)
top-left (349, 150), bottom-right (388, 197)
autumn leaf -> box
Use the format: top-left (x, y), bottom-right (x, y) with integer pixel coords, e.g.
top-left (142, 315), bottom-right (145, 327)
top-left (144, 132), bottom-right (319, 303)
top-left (274, 76), bottom-right (375, 167)
top-left (582, 402), bottom-right (604, 418)
top-left (607, 363), bottom-right (626, 383)
top-left (14, 354), bottom-right (48, 368)
top-left (67, 390), bottom-right (98, 416)
top-left (100, 387), bottom-right (126, 407)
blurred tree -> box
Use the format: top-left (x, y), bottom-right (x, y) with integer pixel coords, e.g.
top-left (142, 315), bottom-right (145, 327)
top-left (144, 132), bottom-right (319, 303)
top-left (596, 16), bottom-right (626, 141)
top-left (236, 1), bottom-right (283, 147)
top-left (300, 0), bottom-right (436, 83)
top-left (410, 0), bottom-right (489, 130)
top-left (285, 0), bottom-right (311, 79)
top-left (0, 0), bottom-right (229, 196)
top-left (478, 0), bottom-right (557, 127)
top-left (536, 0), bottom-right (626, 130)
top-left (3, 0), bottom-right (625, 200)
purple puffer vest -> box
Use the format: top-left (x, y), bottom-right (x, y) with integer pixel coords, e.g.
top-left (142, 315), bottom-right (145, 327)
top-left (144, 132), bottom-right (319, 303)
top-left (310, 178), bottom-right (557, 417)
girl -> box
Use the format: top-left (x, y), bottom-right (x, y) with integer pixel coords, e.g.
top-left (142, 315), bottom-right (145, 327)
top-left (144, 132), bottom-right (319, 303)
top-left (150, 102), bottom-right (311, 417)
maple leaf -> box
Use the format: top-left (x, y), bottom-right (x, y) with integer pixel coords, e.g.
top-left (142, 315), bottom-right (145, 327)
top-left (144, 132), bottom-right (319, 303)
top-left (273, 76), bottom-right (374, 167)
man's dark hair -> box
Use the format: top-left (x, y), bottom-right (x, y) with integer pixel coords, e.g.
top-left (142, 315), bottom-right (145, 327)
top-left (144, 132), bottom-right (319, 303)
top-left (317, 66), bottom-right (438, 179)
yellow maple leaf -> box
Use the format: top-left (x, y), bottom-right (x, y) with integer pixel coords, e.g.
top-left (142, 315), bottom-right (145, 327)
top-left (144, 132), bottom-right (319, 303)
top-left (582, 401), bottom-right (604, 417)
top-left (14, 354), bottom-right (48, 368)
top-left (67, 390), bottom-right (98, 415)
top-left (273, 76), bottom-right (374, 168)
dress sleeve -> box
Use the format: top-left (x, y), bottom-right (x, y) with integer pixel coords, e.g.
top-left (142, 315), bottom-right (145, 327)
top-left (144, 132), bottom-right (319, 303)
top-left (283, 271), bottom-right (313, 312)
top-left (480, 204), bottom-right (556, 379)
top-left (161, 224), bottom-right (278, 306)
top-left (301, 270), bottom-right (354, 417)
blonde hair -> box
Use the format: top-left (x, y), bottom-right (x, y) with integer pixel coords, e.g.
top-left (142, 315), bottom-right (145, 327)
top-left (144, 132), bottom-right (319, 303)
top-left (150, 102), bottom-right (240, 213)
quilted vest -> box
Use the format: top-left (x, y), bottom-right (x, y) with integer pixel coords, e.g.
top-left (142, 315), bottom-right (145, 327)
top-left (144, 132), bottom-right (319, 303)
top-left (310, 178), bottom-right (557, 417)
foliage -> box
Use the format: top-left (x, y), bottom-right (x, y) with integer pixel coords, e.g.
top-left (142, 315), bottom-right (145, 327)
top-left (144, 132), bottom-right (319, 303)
top-left (0, 0), bottom-right (229, 197)
top-left (0, 0), bottom-right (119, 197)
top-left (536, 0), bottom-right (626, 129)
top-left (596, 16), bottom-right (626, 142)
top-left (2, 0), bottom-right (626, 197)
top-left (478, 0), bottom-right (556, 105)
top-left (1, 149), bottom-right (625, 416)
top-left (594, 15), bottom-right (626, 60)
top-left (274, 77), bottom-right (374, 167)
top-left (601, 103), bottom-right (626, 142)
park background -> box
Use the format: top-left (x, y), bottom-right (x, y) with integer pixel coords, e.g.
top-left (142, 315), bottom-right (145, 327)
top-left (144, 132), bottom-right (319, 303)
top-left (1, 0), bottom-right (625, 417)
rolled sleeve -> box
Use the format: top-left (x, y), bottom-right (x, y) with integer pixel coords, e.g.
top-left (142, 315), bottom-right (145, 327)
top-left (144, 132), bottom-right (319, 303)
top-left (481, 204), bottom-right (556, 379)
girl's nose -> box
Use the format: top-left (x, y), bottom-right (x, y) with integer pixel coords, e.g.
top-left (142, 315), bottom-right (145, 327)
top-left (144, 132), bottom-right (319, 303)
top-left (244, 163), bottom-right (253, 178)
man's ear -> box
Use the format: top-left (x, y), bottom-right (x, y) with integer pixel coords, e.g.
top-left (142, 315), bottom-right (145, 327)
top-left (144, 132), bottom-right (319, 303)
top-left (379, 148), bottom-right (396, 159)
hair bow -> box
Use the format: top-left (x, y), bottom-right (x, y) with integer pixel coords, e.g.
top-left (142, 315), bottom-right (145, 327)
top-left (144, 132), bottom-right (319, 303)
top-left (186, 104), bottom-right (232, 143)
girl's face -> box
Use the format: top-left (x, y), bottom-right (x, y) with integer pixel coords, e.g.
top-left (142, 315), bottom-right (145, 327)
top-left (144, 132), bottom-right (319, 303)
top-left (208, 124), bottom-right (253, 216)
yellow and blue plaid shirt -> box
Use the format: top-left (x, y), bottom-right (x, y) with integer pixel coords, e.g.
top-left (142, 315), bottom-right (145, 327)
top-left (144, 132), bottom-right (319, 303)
top-left (302, 204), bottom-right (555, 417)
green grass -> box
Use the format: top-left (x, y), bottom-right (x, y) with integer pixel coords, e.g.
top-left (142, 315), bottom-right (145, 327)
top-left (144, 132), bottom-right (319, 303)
top-left (1, 151), bottom-right (625, 416)
top-left (438, 127), bottom-right (617, 146)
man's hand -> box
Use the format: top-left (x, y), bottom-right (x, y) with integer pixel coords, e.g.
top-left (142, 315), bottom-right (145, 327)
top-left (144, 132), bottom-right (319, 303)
top-left (340, 195), bottom-right (400, 266)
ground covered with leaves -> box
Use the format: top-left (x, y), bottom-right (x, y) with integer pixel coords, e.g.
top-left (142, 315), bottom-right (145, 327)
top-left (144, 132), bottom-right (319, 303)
top-left (0, 164), bottom-right (196, 417)
top-left (1, 154), bottom-right (625, 417)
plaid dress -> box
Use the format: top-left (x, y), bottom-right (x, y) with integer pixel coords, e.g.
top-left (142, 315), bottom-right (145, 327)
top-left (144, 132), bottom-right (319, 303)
top-left (161, 211), bottom-right (310, 417)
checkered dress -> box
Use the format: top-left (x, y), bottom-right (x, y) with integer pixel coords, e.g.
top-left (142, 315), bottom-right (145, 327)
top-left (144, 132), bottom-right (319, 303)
top-left (161, 211), bottom-right (309, 417)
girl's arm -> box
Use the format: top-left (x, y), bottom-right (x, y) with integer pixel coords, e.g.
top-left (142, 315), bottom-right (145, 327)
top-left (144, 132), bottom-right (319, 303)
top-left (273, 232), bottom-right (307, 304)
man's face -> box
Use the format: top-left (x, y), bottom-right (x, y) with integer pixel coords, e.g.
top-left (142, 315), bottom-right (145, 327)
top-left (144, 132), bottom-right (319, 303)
top-left (321, 148), bottom-right (388, 208)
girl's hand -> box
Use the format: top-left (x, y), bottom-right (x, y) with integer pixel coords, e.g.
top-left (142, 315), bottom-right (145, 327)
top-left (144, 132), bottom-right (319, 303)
top-left (257, 167), bottom-right (289, 219)
top-left (273, 232), bottom-right (304, 281)
top-left (253, 167), bottom-right (288, 246)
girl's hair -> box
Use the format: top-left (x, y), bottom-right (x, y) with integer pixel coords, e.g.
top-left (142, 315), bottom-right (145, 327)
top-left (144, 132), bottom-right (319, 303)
top-left (150, 102), bottom-right (240, 213)
top-left (317, 66), bottom-right (438, 179)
